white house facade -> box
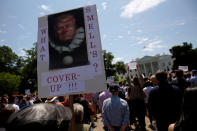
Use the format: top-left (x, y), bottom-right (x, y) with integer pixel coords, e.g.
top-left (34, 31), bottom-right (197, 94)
top-left (128, 54), bottom-right (174, 77)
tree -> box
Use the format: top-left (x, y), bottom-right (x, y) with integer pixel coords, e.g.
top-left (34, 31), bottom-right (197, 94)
top-left (0, 45), bottom-right (23, 74)
top-left (19, 43), bottom-right (37, 93)
top-left (102, 50), bottom-right (116, 77)
top-left (0, 72), bottom-right (21, 96)
top-left (114, 61), bottom-right (126, 75)
top-left (169, 42), bottom-right (197, 70)
top-left (114, 75), bottom-right (119, 82)
top-left (0, 46), bottom-right (23, 95)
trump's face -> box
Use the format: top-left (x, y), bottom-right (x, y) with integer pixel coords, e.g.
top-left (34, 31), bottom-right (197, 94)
top-left (55, 15), bottom-right (77, 43)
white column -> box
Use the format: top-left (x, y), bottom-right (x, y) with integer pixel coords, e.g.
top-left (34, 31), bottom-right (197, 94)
top-left (150, 62), bottom-right (154, 74)
top-left (143, 64), bottom-right (147, 76)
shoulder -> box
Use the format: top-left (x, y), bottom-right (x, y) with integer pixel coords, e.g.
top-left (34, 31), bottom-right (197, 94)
top-left (190, 76), bottom-right (197, 80)
top-left (148, 86), bottom-right (160, 96)
top-left (171, 84), bottom-right (179, 90)
top-left (14, 104), bottom-right (19, 108)
top-left (120, 98), bottom-right (128, 106)
top-left (99, 92), bottom-right (105, 97)
top-left (171, 84), bottom-right (182, 93)
top-left (120, 97), bottom-right (127, 102)
top-left (103, 97), bottom-right (110, 104)
top-left (143, 87), bottom-right (147, 91)
top-left (150, 85), bottom-right (159, 92)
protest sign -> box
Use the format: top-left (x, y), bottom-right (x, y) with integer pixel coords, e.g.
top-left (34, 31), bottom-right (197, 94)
top-left (25, 89), bottom-right (31, 96)
top-left (106, 77), bottom-right (114, 83)
top-left (37, 5), bottom-right (106, 98)
top-left (178, 66), bottom-right (188, 71)
top-left (128, 61), bottom-right (137, 70)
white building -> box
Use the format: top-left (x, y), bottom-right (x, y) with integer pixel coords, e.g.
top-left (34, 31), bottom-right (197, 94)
top-left (129, 54), bottom-right (174, 77)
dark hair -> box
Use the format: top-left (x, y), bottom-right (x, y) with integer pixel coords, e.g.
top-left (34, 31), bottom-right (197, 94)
top-left (174, 88), bottom-right (197, 131)
top-left (109, 85), bottom-right (119, 92)
top-left (156, 70), bottom-right (168, 83)
top-left (1, 96), bottom-right (8, 105)
top-left (175, 69), bottom-right (184, 78)
top-left (58, 96), bottom-right (65, 102)
top-left (133, 77), bottom-right (140, 86)
top-left (144, 80), bottom-right (153, 87)
top-left (8, 96), bottom-right (16, 103)
top-left (0, 107), bottom-right (15, 127)
top-left (192, 70), bottom-right (197, 75)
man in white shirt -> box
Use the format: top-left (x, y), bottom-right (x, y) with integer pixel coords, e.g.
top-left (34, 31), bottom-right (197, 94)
top-left (8, 96), bottom-right (19, 112)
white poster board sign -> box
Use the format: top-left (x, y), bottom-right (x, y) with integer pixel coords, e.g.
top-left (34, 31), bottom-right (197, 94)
top-left (128, 61), bottom-right (137, 70)
top-left (25, 89), bottom-right (31, 96)
top-left (37, 5), bottom-right (106, 98)
top-left (107, 77), bottom-right (114, 84)
top-left (178, 66), bottom-right (188, 71)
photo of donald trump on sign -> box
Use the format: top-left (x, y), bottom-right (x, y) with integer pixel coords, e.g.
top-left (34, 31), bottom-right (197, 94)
top-left (48, 7), bottom-right (90, 70)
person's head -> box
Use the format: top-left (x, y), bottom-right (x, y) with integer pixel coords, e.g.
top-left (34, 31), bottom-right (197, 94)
top-left (73, 94), bottom-right (81, 102)
top-left (3, 94), bottom-right (8, 99)
top-left (54, 14), bottom-right (77, 44)
top-left (0, 96), bottom-right (8, 108)
top-left (132, 77), bottom-right (140, 86)
top-left (155, 70), bottom-right (168, 84)
top-left (173, 88), bottom-right (197, 131)
top-left (184, 72), bottom-right (191, 79)
top-left (17, 95), bottom-right (24, 102)
top-left (18, 97), bottom-right (26, 105)
top-left (109, 85), bottom-right (119, 95)
top-left (143, 77), bottom-right (148, 83)
top-left (58, 96), bottom-right (65, 102)
top-left (8, 96), bottom-right (17, 104)
top-left (0, 107), bottom-right (15, 127)
top-left (150, 75), bottom-right (159, 85)
top-left (26, 95), bottom-right (32, 101)
top-left (73, 103), bottom-right (84, 123)
top-left (175, 69), bottom-right (184, 79)
top-left (144, 79), bottom-right (153, 87)
top-left (33, 98), bottom-right (43, 104)
top-left (183, 88), bottom-right (197, 115)
top-left (192, 69), bottom-right (197, 76)
top-left (119, 81), bottom-right (123, 86)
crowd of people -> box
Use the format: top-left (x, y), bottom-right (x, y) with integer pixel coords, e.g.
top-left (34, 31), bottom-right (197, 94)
top-left (0, 69), bottom-right (197, 131)
top-left (100, 69), bottom-right (197, 131)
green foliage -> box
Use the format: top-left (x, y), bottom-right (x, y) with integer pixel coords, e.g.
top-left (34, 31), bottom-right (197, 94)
top-left (0, 44), bottom-right (37, 95)
top-left (169, 42), bottom-right (197, 70)
top-left (103, 50), bottom-right (116, 77)
top-left (114, 61), bottom-right (126, 74)
top-left (114, 75), bottom-right (119, 82)
top-left (19, 43), bottom-right (37, 93)
top-left (23, 43), bottom-right (37, 64)
top-left (0, 45), bottom-right (23, 74)
top-left (0, 72), bottom-right (21, 96)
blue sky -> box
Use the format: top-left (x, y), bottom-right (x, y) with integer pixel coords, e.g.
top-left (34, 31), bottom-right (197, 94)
top-left (0, 0), bottom-right (197, 63)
